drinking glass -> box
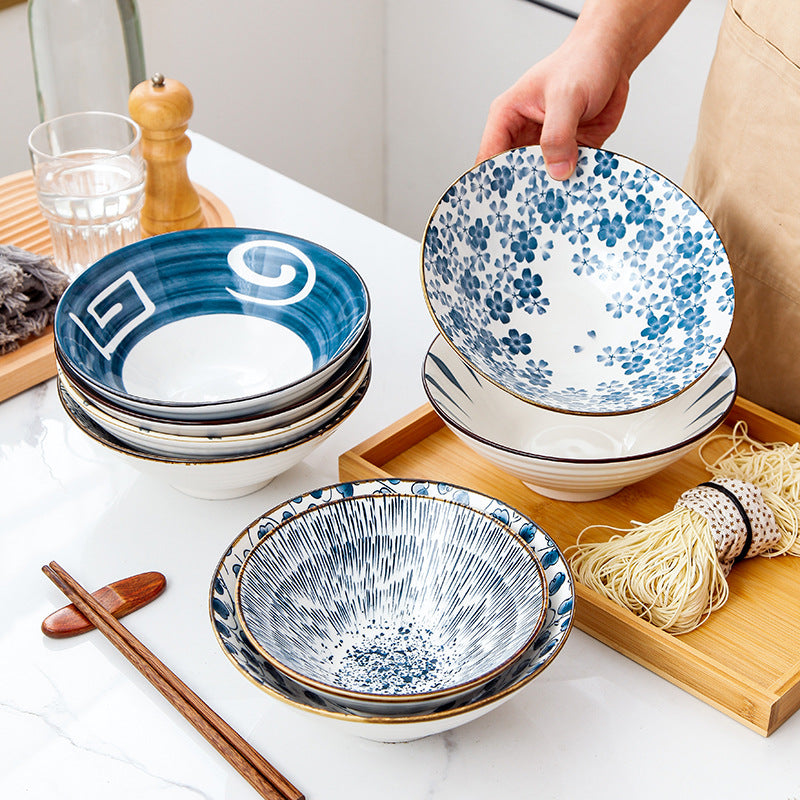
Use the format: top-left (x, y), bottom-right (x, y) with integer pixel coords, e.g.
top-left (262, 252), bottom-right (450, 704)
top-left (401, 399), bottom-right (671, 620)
top-left (28, 111), bottom-right (146, 278)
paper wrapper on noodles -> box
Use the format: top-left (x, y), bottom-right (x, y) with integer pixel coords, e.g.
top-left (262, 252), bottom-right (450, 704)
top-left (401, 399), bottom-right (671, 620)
top-left (701, 421), bottom-right (800, 557)
top-left (677, 478), bottom-right (780, 575)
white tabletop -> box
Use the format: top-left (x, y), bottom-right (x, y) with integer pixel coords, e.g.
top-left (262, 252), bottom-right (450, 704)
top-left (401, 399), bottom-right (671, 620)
top-left (2, 133), bottom-right (798, 800)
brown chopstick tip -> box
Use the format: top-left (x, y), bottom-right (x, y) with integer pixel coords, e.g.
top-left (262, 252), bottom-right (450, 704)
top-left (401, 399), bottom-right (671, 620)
top-left (41, 567), bottom-right (167, 638)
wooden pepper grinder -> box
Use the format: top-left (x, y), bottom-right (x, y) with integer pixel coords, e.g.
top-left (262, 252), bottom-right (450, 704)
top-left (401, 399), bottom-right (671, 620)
top-left (128, 73), bottom-right (205, 236)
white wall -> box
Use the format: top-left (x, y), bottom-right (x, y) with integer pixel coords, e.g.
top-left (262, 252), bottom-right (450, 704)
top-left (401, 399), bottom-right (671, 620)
top-left (607, 0), bottom-right (726, 181)
top-left (0, 0), bottom-right (726, 241)
top-left (384, 0), bottom-right (573, 242)
top-left (138, 0), bottom-right (384, 220)
top-left (0, 0), bottom-right (385, 220)
top-left (384, 0), bottom-right (726, 240)
top-left (0, 3), bottom-right (39, 176)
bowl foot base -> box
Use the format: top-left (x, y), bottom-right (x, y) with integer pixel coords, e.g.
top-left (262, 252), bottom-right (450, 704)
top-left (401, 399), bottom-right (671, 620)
top-left (522, 481), bottom-right (622, 503)
top-left (171, 477), bottom-right (274, 500)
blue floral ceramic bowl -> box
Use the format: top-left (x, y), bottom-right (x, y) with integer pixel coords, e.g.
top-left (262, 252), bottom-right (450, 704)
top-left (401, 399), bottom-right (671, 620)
top-left (54, 228), bottom-right (370, 421)
top-left (421, 146), bottom-right (734, 415)
top-left (235, 486), bottom-right (547, 715)
top-left (210, 480), bottom-right (575, 741)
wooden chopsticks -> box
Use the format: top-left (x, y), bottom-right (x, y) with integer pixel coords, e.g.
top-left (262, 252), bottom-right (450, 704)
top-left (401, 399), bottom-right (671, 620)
top-left (42, 561), bottom-right (304, 800)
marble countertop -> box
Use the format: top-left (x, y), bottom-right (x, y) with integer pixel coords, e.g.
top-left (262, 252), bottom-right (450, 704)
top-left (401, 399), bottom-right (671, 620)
top-left (2, 133), bottom-right (799, 799)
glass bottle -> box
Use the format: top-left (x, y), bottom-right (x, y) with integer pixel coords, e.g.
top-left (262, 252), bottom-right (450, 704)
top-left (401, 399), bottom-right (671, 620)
top-left (27, 0), bottom-right (146, 122)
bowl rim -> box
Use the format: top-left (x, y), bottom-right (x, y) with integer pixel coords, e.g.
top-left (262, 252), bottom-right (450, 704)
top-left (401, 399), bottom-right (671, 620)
top-left (59, 354), bottom-right (371, 449)
top-left (55, 321), bottom-right (372, 430)
top-left (54, 227), bottom-right (371, 412)
top-left (234, 489), bottom-right (549, 704)
top-left (208, 478), bottom-right (575, 726)
top-left (56, 361), bottom-right (371, 465)
top-left (422, 335), bottom-right (738, 466)
top-left (419, 144), bottom-right (734, 417)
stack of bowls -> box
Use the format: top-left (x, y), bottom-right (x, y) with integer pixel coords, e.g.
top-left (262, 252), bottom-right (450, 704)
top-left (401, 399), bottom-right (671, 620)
top-left (54, 228), bottom-right (372, 499)
top-left (210, 479), bottom-right (575, 742)
top-left (420, 145), bottom-right (737, 501)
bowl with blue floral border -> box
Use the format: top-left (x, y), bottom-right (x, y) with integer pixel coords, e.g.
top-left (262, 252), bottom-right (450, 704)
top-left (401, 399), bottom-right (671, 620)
top-left (421, 146), bottom-right (734, 415)
top-left (54, 228), bottom-right (370, 421)
top-left (209, 479), bottom-right (575, 741)
top-left (234, 485), bottom-right (548, 715)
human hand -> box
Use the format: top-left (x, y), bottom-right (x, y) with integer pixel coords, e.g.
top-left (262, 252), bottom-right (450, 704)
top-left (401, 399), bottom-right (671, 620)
top-left (475, 32), bottom-right (630, 179)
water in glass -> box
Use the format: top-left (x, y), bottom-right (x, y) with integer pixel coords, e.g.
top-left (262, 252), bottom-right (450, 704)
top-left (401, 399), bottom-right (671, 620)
top-left (36, 150), bottom-right (144, 276)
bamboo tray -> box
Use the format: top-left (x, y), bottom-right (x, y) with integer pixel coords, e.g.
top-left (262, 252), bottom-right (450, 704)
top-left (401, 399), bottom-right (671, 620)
top-left (339, 396), bottom-right (800, 736)
top-left (0, 170), bottom-right (235, 403)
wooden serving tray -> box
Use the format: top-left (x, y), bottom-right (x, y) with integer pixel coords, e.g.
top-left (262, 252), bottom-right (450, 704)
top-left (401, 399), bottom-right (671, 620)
top-left (339, 396), bottom-right (800, 736)
top-left (0, 170), bottom-right (235, 403)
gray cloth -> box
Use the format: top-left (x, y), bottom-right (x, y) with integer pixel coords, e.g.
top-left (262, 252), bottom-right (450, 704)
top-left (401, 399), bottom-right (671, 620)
top-left (0, 244), bottom-right (69, 355)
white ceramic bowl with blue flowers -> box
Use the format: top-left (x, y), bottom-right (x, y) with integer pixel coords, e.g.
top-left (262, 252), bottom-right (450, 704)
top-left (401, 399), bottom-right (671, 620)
top-left (235, 486), bottom-right (548, 715)
top-left (54, 228), bottom-right (370, 421)
top-left (210, 480), bottom-right (575, 741)
top-left (423, 335), bottom-right (736, 502)
top-left (421, 146), bottom-right (734, 415)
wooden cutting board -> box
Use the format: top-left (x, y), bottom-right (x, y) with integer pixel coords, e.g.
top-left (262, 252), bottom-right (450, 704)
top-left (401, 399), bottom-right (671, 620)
top-left (0, 170), bottom-right (234, 403)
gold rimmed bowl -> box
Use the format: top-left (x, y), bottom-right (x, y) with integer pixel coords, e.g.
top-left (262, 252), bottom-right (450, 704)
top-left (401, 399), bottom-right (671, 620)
top-left (209, 479), bottom-right (574, 741)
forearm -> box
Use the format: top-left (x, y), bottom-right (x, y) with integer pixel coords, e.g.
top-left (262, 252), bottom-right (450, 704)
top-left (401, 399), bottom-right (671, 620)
top-left (569, 0), bottom-right (691, 77)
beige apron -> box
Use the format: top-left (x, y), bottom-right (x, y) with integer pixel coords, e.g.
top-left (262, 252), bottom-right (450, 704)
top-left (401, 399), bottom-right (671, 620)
top-left (683, 0), bottom-right (800, 422)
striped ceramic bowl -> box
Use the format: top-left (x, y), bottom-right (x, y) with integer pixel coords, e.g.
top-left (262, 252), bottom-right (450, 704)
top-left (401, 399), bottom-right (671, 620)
top-left (235, 483), bottom-right (548, 714)
top-left (423, 335), bottom-right (737, 502)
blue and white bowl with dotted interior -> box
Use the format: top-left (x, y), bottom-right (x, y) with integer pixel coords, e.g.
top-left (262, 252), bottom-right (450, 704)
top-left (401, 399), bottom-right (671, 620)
top-left (54, 227), bottom-right (370, 421)
top-left (210, 479), bottom-right (575, 741)
top-left (235, 485), bottom-right (548, 715)
top-left (421, 145), bottom-right (734, 415)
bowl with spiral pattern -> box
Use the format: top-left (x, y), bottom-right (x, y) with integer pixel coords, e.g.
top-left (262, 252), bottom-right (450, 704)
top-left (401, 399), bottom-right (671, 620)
top-left (54, 227), bottom-right (370, 421)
